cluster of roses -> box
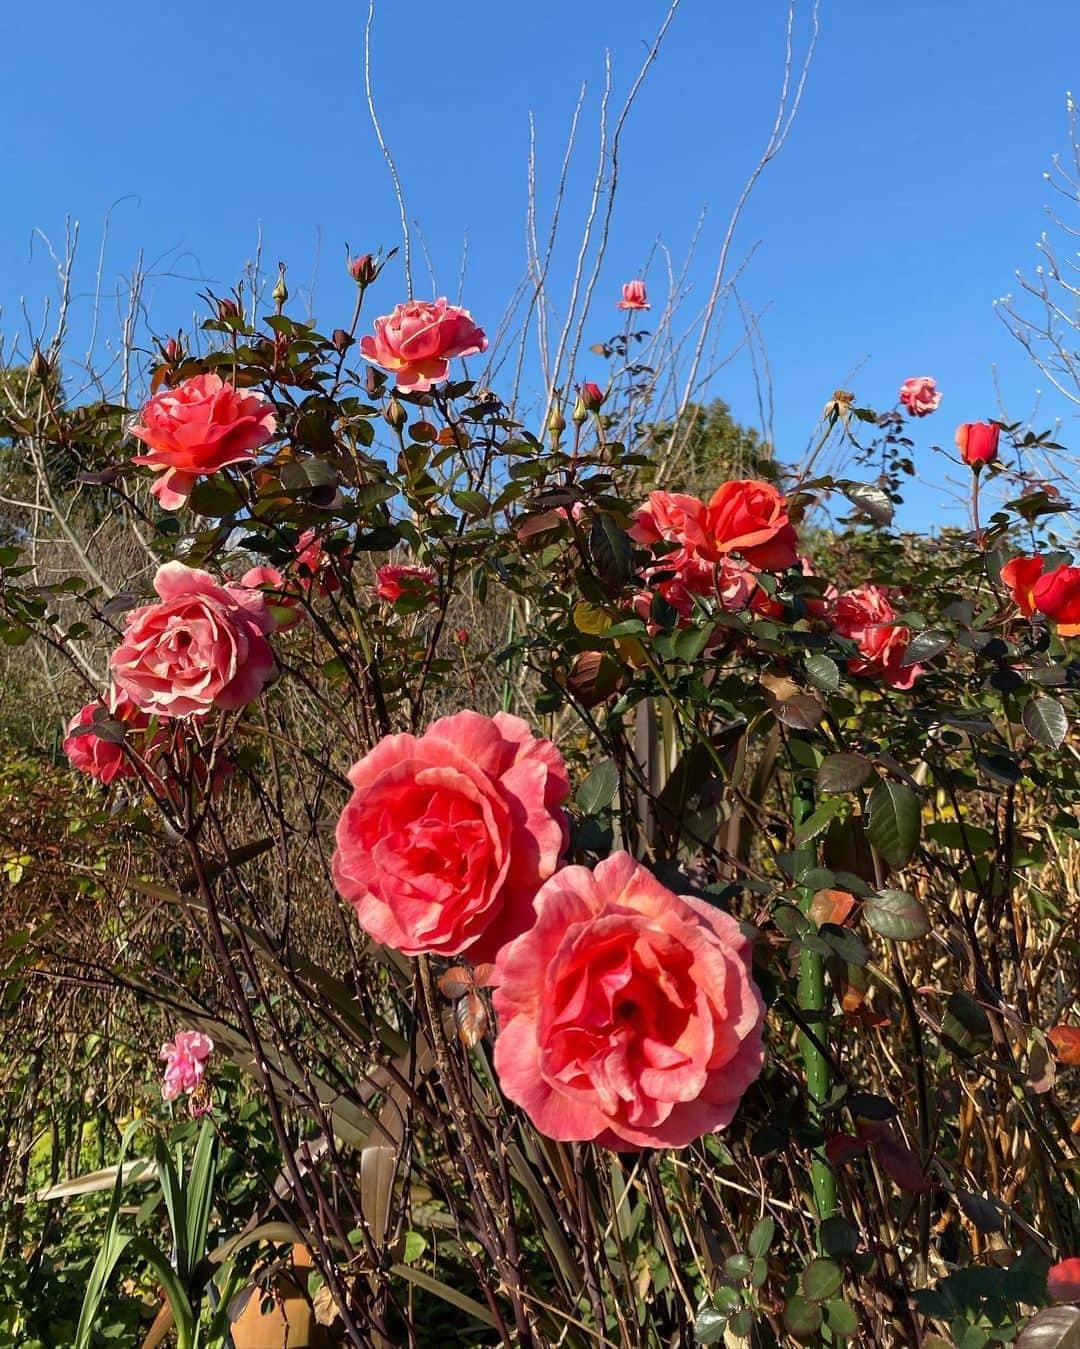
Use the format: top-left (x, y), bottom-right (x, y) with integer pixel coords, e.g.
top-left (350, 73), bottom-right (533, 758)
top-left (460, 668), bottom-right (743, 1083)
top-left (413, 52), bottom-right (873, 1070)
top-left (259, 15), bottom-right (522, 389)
top-left (629, 480), bottom-right (921, 690)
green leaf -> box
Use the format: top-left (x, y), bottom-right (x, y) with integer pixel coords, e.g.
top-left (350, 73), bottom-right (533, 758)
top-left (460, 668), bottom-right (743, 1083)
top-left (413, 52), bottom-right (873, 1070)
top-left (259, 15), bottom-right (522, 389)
top-left (825, 1298), bottom-right (859, 1338)
top-left (748, 1215), bottom-right (775, 1258)
top-left (818, 753), bottom-right (873, 793)
top-left (794, 798), bottom-right (843, 845)
top-left (902, 629), bottom-right (951, 665)
top-left (1022, 696), bottom-right (1068, 750)
top-left (942, 990), bottom-right (993, 1056)
top-left (784, 1294), bottom-right (824, 1339)
top-left (693, 1302), bottom-right (727, 1345)
top-left (866, 779), bottom-right (920, 866)
top-left (843, 482), bottom-right (894, 525)
top-left (577, 760), bottom-right (620, 815)
top-left (802, 1257), bottom-right (844, 1301)
top-left (863, 888), bottom-right (930, 941)
top-left (389, 1264), bottom-right (496, 1329)
top-left (183, 1121), bottom-right (217, 1285)
top-left (805, 652), bottom-right (840, 692)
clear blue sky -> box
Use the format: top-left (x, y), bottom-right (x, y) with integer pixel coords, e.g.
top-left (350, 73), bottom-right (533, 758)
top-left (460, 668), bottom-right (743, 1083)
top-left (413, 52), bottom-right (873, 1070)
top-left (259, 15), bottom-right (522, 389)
top-left (3, 1), bottom-right (1079, 527)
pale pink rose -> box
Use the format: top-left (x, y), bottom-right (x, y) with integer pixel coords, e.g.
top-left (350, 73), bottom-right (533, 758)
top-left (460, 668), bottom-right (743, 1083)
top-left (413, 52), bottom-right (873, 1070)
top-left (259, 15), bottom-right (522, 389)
top-left (111, 562), bottom-right (276, 718)
top-left (359, 299), bottom-right (487, 393)
top-left (63, 689), bottom-right (153, 784)
top-left (616, 279), bottom-right (650, 311)
top-left (130, 373), bottom-right (276, 510)
top-left (898, 376), bottom-right (941, 417)
top-left (160, 1030), bottom-right (214, 1102)
top-left (492, 852), bottom-right (765, 1150)
top-left (239, 565), bottom-right (302, 631)
top-left (295, 529), bottom-right (341, 596)
top-left (830, 583), bottom-right (920, 689)
top-left (1047, 1257), bottom-right (1080, 1302)
top-left (374, 563), bottom-right (437, 605)
top-left (333, 711), bottom-right (570, 961)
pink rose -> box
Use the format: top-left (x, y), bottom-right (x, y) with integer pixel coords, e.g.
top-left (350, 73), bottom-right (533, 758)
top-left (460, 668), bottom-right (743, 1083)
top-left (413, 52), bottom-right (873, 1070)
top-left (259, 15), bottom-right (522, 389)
top-left (374, 563), bottom-right (437, 605)
top-left (111, 562), bottom-right (276, 718)
top-left (130, 373), bottom-right (276, 510)
top-left (1047, 1257), bottom-right (1080, 1302)
top-left (63, 690), bottom-right (152, 784)
top-left (359, 299), bottom-right (487, 393)
top-left (295, 529), bottom-right (341, 596)
top-left (617, 280), bottom-right (650, 311)
top-left (332, 711), bottom-right (570, 961)
top-left (160, 1030), bottom-right (214, 1102)
top-left (830, 583), bottom-right (919, 689)
top-left (492, 852), bottom-right (765, 1150)
top-left (898, 376), bottom-right (941, 417)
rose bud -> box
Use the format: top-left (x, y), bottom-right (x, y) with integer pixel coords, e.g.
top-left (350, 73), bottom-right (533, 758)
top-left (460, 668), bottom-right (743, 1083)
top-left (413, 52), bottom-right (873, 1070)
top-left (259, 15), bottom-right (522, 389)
top-left (580, 382), bottom-right (606, 413)
top-left (956, 421), bottom-right (1000, 469)
top-left (349, 253), bottom-right (378, 287)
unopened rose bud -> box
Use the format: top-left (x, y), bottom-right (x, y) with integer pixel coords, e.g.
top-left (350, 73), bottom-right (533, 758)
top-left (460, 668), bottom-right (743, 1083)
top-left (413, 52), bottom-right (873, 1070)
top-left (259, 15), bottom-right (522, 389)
top-left (385, 397), bottom-right (408, 431)
top-left (164, 336), bottom-right (182, 363)
top-left (217, 297), bottom-right (240, 321)
top-left (272, 264), bottom-right (288, 313)
top-left (28, 348), bottom-right (49, 381)
top-left (455, 627), bottom-right (469, 645)
top-left (349, 253), bottom-right (378, 287)
top-left (547, 405), bottom-right (567, 440)
top-left (332, 328), bottom-right (353, 354)
top-left (956, 421), bottom-right (1000, 469)
top-left (580, 381), bottom-right (606, 413)
top-left (571, 393), bottom-right (588, 425)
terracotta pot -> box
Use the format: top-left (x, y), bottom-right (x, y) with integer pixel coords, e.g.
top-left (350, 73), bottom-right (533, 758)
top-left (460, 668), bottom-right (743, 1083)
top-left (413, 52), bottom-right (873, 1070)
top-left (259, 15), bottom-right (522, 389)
top-left (229, 1244), bottom-right (331, 1349)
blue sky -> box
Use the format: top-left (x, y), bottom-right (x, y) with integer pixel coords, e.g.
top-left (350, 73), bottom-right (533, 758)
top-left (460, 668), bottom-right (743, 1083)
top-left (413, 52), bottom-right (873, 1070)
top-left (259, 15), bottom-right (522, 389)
top-left (3, 1), bottom-right (1079, 528)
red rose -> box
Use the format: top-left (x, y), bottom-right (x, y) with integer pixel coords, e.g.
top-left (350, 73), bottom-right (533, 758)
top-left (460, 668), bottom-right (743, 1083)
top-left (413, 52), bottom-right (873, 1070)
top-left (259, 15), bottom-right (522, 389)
top-left (111, 563), bottom-right (276, 718)
top-left (492, 852), bottom-right (765, 1150)
top-left (1033, 565), bottom-right (1080, 637)
top-left (616, 280), bottom-right (650, 311)
top-left (332, 711), bottom-right (570, 960)
top-left (63, 690), bottom-right (152, 784)
top-left (705, 480), bottom-right (798, 570)
top-left (374, 564), bottom-right (437, 605)
top-left (1047, 1258), bottom-right (1080, 1302)
top-left (130, 373), bottom-right (276, 510)
top-left (830, 583), bottom-right (919, 689)
top-left (359, 299), bottom-right (487, 393)
top-left (955, 421), bottom-right (999, 468)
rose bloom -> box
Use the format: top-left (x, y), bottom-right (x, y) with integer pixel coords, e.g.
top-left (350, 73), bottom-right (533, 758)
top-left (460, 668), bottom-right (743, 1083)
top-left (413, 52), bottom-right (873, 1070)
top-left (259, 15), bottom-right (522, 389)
top-left (1047, 1257), bottom-right (1080, 1302)
top-left (160, 1030), bottom-right (214, 1102)
top-left (955, 421), bottom-right (999, 468)
top-left (111, 562), bottom-right (276, 718)
top-left (1034, 564), bottom-right (1080, 637)
top-left (63, 690), bottom-right (152, 784)
top-left (359, 298), bottom-right (487, 393)
top-left (898, 376), bottom-right (941, 417)
top-left (295, 528), bottom-right (341, 595)
top-left (333, 711), bottom-right (570, 961)
top-left (130, 373), bottom-right (276, 510)
top-left (830, 583), bottom-right (920, 690)
top-left (1000, 554), bottom-right (1044, 617)
top-left (374, 563), bottom-right (437, 605)
top-left (617, 279), bottom-right (650, 311)
top-left (492, 852), bottom-right (765, 1150)
top-left (705, 480), bottom-right (799, 570)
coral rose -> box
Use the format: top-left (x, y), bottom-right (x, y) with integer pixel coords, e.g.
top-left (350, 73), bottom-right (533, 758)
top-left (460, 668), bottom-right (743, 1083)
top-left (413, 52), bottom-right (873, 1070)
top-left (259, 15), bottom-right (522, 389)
top-left (955, 421), bottom-right (999, 468)
top-left (160, 1030), bottom-right (214, 1102)
top-left (111, 562), bottom-right (276, 718)
top-left (63, 690), bottom-right (152, 784)
top-left (830, 583), bottom-right (920, 689)
top-left (898, 376), bottom-right (941, 417)
top-left (240, 565), bottom-right (302, 631)
top-left (617, 280), bottom-right (650, 311)
top-left (130, 373), bottom-right (276, 510)
top-left (492, 852), bottom-right (765, 1150)
top-left (359, 298), bottom-right (487, 392)
top-left (1000, 554), bottom-right (1044, 617)
top-left (374, 563), bottom-right (437, 605)
top-left (1034, 564), bottom-right (1080, 637)
top-left (333, 711), bottom-right (570, 960)
top-left (705, 480), bottom-right (799, 570)
top-left (295, 528), bottom-right (341, 595)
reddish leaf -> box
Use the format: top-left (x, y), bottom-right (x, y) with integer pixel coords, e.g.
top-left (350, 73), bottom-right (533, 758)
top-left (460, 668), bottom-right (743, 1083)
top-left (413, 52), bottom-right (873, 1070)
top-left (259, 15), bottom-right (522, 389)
top-left (455, 992), bottom-right (489, 1048)
top-left (859, 1122), bottom-right (931, 1193)
top-left (438, 966), bottom-right (472, 1001)
top-left (809, 889), bottom-right (856, 928)
top-left (1049, 1025), bottom-right (1080, 1066)
top-left (472, 963), bottom-right (496, 988)
top-left (825, 1133), bottom-right (867, 1166)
